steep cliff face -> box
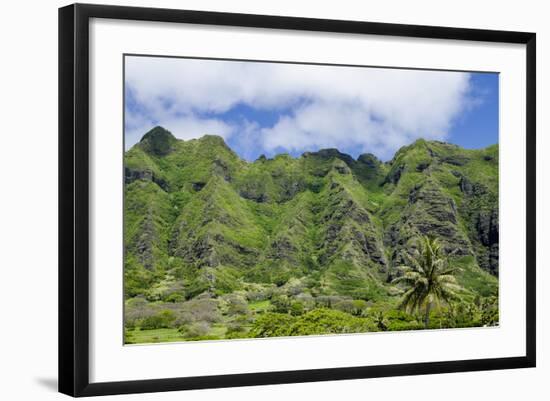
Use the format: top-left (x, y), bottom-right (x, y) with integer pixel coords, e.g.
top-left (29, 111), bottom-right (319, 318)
top-left (124, 127), bottom-right (498, 301)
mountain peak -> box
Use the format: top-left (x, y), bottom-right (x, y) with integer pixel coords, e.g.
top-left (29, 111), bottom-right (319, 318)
top-left (357, 153), bottom-right (381, 168)
top-left (303, 148), bottom-right (355, 166)
top-left (139, 126), bottom-right (177, 156)
top-left (193, 135), bottom-right (235, 156)
top-left (197, 134), bottom-right (226, 145)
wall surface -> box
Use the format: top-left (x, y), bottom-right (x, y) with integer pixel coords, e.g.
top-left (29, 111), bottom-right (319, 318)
top-left (0, 0), bottom-right (546, 400)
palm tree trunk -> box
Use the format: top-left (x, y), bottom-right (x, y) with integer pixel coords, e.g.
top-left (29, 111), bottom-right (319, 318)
top-left (424, 302), bottom-right (432, 328)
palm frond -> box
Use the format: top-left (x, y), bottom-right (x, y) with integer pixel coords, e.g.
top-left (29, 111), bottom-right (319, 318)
top-left (393, 235), bottom-right (464, 324)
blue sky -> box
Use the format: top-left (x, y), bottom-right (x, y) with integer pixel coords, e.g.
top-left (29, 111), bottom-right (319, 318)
top-left (125, 56), bottom-right (498, 161)
top-left (446, 73), bottom-right (499, 150)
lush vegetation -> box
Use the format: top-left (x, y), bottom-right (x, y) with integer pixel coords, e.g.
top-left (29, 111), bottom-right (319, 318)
top-left (124, 127), bottom-right (499, 343)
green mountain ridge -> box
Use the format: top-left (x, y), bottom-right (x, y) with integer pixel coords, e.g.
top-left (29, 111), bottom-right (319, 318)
top-left (124, 126), bottom-right (499, 341)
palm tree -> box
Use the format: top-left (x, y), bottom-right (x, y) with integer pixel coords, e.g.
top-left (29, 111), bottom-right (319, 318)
top-left (392, 236), bottom-right (461, 328)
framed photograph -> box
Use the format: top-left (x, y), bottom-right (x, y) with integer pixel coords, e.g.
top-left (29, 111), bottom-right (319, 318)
top-left (59, 3), bottom-right (536, 397)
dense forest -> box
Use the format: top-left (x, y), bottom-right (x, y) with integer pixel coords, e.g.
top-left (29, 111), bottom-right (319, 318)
top-left (124, 126), bottom-right (499, 344)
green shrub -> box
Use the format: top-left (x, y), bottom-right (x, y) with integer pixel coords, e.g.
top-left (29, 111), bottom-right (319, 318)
top-left (164, 292), bottom-right (185, 303)
top-left (373, 311), bottom-right (389, 331)
top-left (140, 310), bottom-right (176, 329)
top-left (174, 298), bottom-right (221, 326)
top-left (479, 296), bottom-right (499, 326)
top-left (271, 294), bottom-right (291, 313)
top-left (290, 301), bottom-right (305, 316)
top-left (289, 309), bottom-right (374, 336)
top-left (224, 294), bottom-right (250, 316)
top-left (249, 313), bottom-right (295, 337)
top-left (225, 320), bottom-right (250, 339)
top-left (250, 309), bottom-right (376, 338)
top-left (351, 300), bottom-right (368, 316)
top-left (333, 300), bottom-right (355, 314)
top-left (179, 321), bottom-right (211, 338)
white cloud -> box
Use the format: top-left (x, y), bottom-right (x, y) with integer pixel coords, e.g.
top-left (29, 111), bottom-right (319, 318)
top-left (159, 117), bottom-right (234, 141)
top-left (125, 56), bottom-right (473, 158)
top-left (261, 100), bottom-right (396, 158)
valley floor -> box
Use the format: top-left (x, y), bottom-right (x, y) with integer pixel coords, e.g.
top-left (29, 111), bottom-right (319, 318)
top-left (124, 279), bottom-right (499, 344)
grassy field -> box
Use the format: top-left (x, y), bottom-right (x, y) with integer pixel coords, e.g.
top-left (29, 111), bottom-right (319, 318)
top-left (127, 328), bottom-right (184, 344)
top-left (127, 323), bottom-right (229, 344)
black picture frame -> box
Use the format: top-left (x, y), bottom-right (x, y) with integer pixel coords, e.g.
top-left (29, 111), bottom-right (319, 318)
top-left (59, 3), bottom-right (536, 397)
